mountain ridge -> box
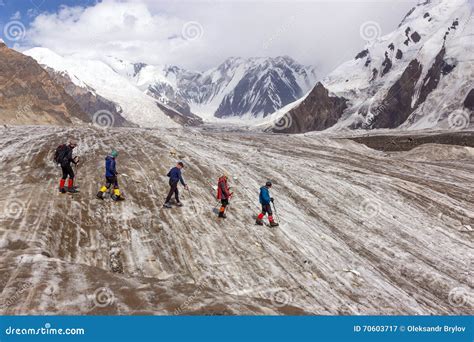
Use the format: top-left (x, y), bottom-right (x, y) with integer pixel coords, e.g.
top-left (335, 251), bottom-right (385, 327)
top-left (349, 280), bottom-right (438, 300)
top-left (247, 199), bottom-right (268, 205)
top-left (270, 0), bottom-right (473, 133)
top-left (24, 48), bottom-right (317, 125)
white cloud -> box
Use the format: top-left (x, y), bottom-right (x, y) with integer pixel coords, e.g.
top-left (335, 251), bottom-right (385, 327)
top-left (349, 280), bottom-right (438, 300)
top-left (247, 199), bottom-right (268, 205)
top-left (10, 11), bottom-right (21, 20)
top-left (27, 8), bottom-right (40, 18)
top-left (24, 0), bottom-right (417, 74)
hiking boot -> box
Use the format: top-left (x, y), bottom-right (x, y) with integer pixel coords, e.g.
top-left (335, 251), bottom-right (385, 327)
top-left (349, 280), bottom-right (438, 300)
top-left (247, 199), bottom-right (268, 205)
top-left (96, 191), bottom-right (104, 200)
top-left (59, 188), bottom-right (66, 194)
top-left (218, 212), bottom-right (227, 219)
top-left (269, 221), bottom-right (279, 227)
top-left (255, 219), bottom-right (264, 226)
top-left (163, 202), bottom-right (172, 208)
top-left (68, 188), bottom-right (79, 194)
top-left (112, 194), bottom-right (124, 201)
top-left (175, 202), bottom-right (184, 207)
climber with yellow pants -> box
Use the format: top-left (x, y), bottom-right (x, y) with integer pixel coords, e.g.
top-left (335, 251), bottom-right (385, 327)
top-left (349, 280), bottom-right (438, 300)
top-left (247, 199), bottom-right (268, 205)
top-left (96, 150), bottom-right (124, 201)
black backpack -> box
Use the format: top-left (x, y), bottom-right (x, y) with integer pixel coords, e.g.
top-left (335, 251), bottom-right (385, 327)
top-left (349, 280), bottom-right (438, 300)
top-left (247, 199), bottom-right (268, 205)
top-left (54, 144), bottom-right (68, 165)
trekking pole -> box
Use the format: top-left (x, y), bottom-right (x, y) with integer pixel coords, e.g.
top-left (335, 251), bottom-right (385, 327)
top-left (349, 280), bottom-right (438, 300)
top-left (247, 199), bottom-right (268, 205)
top-left (272, 200), bottom-right (280, 222)
top-left (73, 156), bottom-right (80, 188)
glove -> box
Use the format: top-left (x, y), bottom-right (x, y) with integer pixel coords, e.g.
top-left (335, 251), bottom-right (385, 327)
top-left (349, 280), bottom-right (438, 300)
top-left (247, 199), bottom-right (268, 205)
top-left (270, 197), bottom-right (274, 203)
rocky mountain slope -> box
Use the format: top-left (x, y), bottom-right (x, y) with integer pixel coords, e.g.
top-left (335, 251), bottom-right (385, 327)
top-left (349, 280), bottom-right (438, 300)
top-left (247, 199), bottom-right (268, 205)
top-left (25, 50), bottom-right (317, 124)
top-left (0, 41), bottom-right (90, 125)
top-left (0, 126), bottom-right (472, 314)
top-left (271, 0), bottom-right (473, 133)
top-left (270, 83), bottom-right (348, 134)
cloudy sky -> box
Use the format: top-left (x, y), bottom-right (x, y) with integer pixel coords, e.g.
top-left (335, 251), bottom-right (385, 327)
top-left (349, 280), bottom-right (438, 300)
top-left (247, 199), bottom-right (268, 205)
top-left (1, 0), bottom-right (418, 74)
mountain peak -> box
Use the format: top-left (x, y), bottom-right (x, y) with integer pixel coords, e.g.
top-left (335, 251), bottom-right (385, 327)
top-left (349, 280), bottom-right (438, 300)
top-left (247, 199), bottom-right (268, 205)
top-left (273, 55), bottom-right (298, 63)
top-left (222, 55), bottom-right (302, 65)
top-left (272, 0), bottom-right (472, 133)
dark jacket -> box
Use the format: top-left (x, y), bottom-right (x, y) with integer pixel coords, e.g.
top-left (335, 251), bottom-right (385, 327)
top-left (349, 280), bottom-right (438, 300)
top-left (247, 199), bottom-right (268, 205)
top-left (105, 155), bottom-right (117, 177)
top-left (60, 146), bottom-right (76, 167)
top-left (167, 167), bottom-right (185, 186)
top-left (259, 186), bottom-right (271, 205)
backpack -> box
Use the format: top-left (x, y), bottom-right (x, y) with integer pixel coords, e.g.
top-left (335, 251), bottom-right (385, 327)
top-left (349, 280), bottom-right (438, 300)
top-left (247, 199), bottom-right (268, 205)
top-left (54, 144), bottom-right (68, 165)
top-left (217, 176), bottom-right (228, 200)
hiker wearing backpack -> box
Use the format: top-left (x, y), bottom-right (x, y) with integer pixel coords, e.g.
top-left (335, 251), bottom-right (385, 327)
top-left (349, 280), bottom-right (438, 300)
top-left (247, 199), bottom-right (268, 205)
top-left (163, 162), bottom-right (188, 208)
top-left (96, 150), bottom-right (124, 201)
top-left (55, 140), bottom-right (79, 194)
top-left (256, 181), bottom-right (279, 227)
top-left (217, 174), bottom-right (232, 218)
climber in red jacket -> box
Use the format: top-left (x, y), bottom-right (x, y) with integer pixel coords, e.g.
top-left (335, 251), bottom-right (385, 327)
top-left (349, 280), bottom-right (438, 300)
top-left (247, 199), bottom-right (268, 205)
top-left (216, 174), bottom-right (232, 218)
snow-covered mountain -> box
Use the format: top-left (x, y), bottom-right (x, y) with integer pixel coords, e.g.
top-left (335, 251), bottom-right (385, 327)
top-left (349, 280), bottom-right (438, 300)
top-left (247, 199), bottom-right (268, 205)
top-left (24, 48), bottom-right (180, 128)
top-left (25, 49), bottom-right (317, 125)
top-left (270, 0), bottom-right (473, 133)
top-left (138, 56), bottom-right (317, 120)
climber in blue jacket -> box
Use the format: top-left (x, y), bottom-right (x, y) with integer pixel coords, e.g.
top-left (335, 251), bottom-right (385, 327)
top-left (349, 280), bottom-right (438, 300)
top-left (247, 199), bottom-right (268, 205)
top-left (97, 150), bottom-right (124, 201)
top-left (256, 181), bottom-right (279, 227)
top-left (163, 162), bottom-right (188, 208)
